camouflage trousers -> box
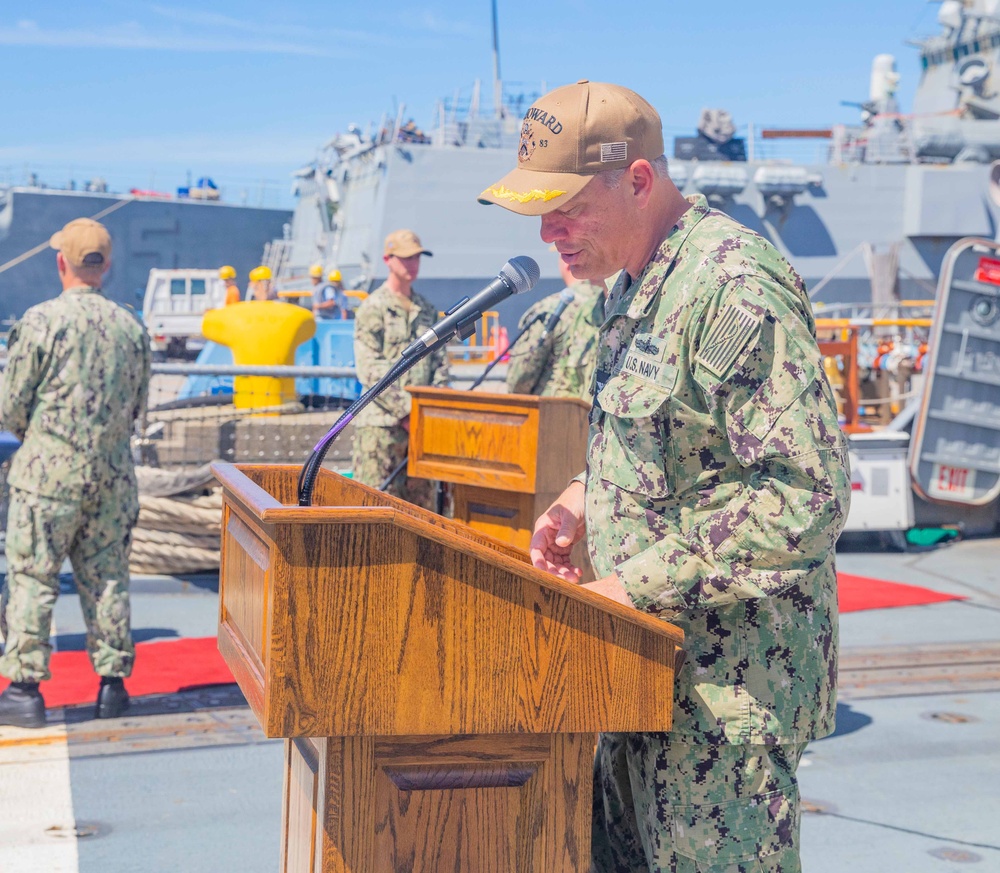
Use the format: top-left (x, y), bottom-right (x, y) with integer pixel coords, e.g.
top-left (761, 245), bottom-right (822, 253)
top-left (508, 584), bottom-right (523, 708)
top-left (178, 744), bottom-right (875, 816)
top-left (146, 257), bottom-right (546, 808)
top-left (352, 424), bottom-right (437, 511)
top-left (0, 485), bottom-right (138, 683)
top-left (592, 733), bottom-right (806, 873)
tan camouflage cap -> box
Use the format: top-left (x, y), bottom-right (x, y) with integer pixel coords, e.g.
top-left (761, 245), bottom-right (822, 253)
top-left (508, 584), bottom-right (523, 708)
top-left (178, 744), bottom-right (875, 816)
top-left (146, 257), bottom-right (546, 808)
top-left (384, 229), bottom-right (433, 258)
top-left (49, 217), bottom-right (112, 268)
top-left (478, 80), bottom-right (664, 216)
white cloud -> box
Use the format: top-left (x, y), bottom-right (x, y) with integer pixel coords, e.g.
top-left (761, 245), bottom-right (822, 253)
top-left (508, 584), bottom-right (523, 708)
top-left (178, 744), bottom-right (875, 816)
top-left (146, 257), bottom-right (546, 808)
top-left (0, 18), bottom-right (333, 55)
top-left (0, 7), bottom-right (469, 56)
top-left (148, 4), bottom-right (386, 45)
top-left (0, 132), bottom-right (319, 167)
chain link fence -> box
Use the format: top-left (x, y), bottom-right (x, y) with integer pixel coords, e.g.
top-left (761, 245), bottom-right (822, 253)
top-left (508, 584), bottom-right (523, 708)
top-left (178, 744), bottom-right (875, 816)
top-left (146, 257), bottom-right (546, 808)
top-left (142, 363), bottom-right (359, 471)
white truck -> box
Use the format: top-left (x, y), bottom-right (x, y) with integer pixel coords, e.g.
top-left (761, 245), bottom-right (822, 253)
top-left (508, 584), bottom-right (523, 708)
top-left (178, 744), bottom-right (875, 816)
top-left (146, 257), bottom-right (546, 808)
top-left (141, 268), bottom-right (226, 359)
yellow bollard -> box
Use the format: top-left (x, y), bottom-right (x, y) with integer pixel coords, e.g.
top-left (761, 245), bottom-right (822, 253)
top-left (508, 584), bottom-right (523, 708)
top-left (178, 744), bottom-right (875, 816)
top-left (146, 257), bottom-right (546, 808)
top-left (202, 301), bottom-right (315, 412)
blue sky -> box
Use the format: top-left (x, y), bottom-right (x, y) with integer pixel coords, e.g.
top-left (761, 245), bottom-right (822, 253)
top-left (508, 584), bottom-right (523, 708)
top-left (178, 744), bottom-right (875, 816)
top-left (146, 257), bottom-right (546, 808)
top-left (1, 0), bottom-right (942, 209)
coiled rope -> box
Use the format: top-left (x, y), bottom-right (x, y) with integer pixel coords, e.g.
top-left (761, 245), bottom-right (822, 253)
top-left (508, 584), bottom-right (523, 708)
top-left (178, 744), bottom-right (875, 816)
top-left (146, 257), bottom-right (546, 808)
top-left (128, 466), bottom-right (222, 575)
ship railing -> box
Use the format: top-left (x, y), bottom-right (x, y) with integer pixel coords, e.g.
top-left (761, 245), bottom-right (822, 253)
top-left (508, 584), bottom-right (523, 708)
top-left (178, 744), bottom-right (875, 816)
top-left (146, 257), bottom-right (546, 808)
top-left (444, 311), bottom-right (504, 364)
top-left (813, 300), bottom-right (936, 321)
top-left (0, 359), bottom-right (504, 560)
top-left (816, 315), bottom-right (934, 432)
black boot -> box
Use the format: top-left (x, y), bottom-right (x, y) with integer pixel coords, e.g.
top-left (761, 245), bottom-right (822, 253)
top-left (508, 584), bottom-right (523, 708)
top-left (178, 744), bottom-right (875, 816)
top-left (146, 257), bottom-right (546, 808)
top-left (0, 681), bottom-right (46, 729)
top-left (95, 677), bottom-right (130, 719)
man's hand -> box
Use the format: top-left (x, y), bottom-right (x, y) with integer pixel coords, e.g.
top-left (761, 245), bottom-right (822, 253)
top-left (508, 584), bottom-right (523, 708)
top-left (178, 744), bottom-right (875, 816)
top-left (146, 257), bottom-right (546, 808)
top-left (529, 480), bottom-right (586, 582)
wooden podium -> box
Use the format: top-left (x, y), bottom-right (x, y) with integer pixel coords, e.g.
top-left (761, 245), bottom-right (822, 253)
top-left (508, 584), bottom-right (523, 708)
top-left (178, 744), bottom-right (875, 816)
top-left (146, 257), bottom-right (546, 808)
top-left (406, 387), bottom-right (590, 552)
top-left (213, 463), bottom-right (683, 873)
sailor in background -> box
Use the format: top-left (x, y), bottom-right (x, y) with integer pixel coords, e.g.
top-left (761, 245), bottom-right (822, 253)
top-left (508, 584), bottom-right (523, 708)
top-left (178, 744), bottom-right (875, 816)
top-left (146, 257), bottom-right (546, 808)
top-left (312, 268), bottom-right (349, 320)
top-left (505, 247), bottom-right (607, 399)
top-left (479, 80), bottom-right (851, 872)
top-left (351, 229), bottom-right (450, 510)
top-left (0, 218), bottom-right (151, 728)
top-left (220, 264), bottom-right (241, 304)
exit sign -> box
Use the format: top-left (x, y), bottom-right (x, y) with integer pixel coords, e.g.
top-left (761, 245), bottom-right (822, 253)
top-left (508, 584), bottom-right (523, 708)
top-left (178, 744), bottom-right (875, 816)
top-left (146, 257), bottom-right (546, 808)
top-left (928, 463), bottom-right (976, 501)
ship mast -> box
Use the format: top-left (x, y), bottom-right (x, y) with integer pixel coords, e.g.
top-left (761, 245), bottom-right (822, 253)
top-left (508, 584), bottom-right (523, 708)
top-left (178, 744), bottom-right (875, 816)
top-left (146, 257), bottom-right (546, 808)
top-left (492, 0), bottom-right (504, 118)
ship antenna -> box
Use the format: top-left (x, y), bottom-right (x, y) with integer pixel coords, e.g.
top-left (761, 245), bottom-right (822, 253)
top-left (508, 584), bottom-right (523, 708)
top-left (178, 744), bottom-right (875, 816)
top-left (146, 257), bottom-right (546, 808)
top-left (492, 0), bottom-right (503, 118)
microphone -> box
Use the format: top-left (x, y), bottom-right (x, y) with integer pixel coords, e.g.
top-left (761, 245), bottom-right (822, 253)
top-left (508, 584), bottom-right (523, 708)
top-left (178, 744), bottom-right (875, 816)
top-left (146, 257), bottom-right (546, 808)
top-left (539, 289), bottom-right (575, 341)
top-left (402, 256), bottom-right (540, 358)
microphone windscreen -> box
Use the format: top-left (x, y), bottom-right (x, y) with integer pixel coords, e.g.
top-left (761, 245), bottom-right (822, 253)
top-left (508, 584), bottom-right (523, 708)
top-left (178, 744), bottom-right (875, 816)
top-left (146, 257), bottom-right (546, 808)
top-left (503, 256), bottom-right (540, 294)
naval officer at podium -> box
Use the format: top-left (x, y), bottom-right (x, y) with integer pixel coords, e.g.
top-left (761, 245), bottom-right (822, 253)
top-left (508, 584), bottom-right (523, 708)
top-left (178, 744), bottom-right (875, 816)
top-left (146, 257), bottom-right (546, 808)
top-left (478, 80), bottom-right (851, 873)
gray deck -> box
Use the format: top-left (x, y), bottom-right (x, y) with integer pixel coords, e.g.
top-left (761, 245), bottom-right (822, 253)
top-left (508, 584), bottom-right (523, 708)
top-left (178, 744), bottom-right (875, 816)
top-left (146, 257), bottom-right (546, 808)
top-left (1, 532), bottom-right (998, 871)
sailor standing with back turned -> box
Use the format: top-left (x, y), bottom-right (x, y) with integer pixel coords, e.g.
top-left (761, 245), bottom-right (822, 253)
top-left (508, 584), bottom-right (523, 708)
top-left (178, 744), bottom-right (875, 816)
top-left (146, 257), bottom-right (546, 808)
top-left (0, 218), bottom-right (151, 727)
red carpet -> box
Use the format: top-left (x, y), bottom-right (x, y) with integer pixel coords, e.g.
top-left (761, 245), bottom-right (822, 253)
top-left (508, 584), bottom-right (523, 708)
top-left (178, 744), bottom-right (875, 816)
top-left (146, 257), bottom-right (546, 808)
top-left (0, 575), bottom-right (963, 709)
top-left (838, 571), bottom-right (965, 613)
top-left (0, 636), bottom-right (234, 710)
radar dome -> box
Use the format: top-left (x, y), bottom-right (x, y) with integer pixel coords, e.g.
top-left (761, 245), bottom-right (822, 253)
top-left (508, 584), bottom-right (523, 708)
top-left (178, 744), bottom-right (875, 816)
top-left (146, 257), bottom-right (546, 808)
top-left (939, 0), bottom-right (964, 31)
top-left (870, 54), bottom-right (900, 104)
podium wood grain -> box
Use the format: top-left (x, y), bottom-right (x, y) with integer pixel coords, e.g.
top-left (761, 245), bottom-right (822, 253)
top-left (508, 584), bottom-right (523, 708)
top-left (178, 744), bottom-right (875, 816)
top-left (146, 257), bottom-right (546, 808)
top-left (214, 464), bottom-right (682, 873)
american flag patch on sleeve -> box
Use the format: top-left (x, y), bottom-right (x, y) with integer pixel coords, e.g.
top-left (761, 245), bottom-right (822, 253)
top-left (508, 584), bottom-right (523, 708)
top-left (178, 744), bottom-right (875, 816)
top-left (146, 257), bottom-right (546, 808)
top-left (601, 142), bottom-right (628, 162)
top-left (696, 304), bottom-right (760, 377)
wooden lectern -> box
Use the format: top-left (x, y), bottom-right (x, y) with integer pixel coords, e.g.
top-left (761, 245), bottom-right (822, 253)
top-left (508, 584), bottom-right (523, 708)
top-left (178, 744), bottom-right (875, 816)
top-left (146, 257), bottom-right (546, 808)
top-left (213, 463), bottom-right (683, 873)
top-left (406, 387), bottom-right (590, 552)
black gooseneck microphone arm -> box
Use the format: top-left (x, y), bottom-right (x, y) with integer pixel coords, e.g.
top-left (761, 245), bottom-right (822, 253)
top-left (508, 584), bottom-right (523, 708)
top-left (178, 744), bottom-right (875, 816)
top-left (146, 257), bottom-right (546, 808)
top-left (297, 353), bottom-right (423, 506)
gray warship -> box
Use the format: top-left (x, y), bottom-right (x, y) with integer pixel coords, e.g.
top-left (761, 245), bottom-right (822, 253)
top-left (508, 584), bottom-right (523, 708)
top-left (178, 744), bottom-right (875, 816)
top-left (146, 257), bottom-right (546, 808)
top-left (0, 180), bottom-right (291, 322)
top-left (274, 0), bottom-right (1000, 328)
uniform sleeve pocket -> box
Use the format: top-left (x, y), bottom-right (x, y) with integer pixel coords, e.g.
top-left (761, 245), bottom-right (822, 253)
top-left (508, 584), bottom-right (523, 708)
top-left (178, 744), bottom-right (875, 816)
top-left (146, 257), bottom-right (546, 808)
top-left (728, 331), bottom-right (819, 463)
top-left (670, 784), bottom-right (800, 866)
top-left (594, 370), bottom-right (675, 499)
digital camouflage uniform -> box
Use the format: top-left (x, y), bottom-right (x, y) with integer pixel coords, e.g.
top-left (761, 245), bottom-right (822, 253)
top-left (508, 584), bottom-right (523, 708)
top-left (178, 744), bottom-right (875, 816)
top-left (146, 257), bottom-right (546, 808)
top-left (505, 280), bottom-right (605, 400)
top-left (352, 282), bottom-right (450, 509)
top-left (585, 196), bottom-right (851, 872)
top-left (1, 286), bottom-right (151, 683)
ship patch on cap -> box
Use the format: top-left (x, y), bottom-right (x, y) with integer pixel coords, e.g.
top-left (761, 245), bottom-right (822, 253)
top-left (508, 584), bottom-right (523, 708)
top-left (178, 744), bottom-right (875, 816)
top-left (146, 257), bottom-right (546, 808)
top-left (519, 121), bottom-right (537, 162)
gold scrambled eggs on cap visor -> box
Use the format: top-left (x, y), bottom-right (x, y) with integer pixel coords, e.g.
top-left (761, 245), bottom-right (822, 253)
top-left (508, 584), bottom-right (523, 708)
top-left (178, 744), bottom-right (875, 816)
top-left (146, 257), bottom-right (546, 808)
top-left (477, 165), bottom-right (593, 216)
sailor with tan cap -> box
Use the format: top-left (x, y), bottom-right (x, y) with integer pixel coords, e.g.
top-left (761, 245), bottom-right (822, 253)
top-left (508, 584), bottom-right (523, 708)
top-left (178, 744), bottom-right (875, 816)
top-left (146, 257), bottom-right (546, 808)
top-left (0, 217), bottom-right (151, 728)
top-left (351, 229), bottom-right (449, 509)
top-left (480, 81), bottom-right (850, 872)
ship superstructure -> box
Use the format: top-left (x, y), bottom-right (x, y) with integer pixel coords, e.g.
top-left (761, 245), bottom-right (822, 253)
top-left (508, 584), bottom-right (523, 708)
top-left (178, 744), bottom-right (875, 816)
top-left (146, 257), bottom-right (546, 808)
top-left (274, 0), bottom-right (1000, 329)
top-left (0, 185), bottom-right (291, 322)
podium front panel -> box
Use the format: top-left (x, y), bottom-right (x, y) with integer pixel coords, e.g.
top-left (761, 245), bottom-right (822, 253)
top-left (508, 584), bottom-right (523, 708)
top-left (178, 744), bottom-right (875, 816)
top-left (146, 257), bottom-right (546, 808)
top-left (410, 392), bottom-right (541, 492)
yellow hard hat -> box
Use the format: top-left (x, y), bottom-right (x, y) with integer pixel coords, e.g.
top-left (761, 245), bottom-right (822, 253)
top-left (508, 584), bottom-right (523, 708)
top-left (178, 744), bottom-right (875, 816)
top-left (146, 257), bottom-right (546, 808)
top-left (249, 265), bottom-right (272, 282)
top-left (327, 269), bottom-right (342, 283)
top-left (309, 263), bottom-right (323, 278)
top-left (219, 265), bottom-right (237, 280)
